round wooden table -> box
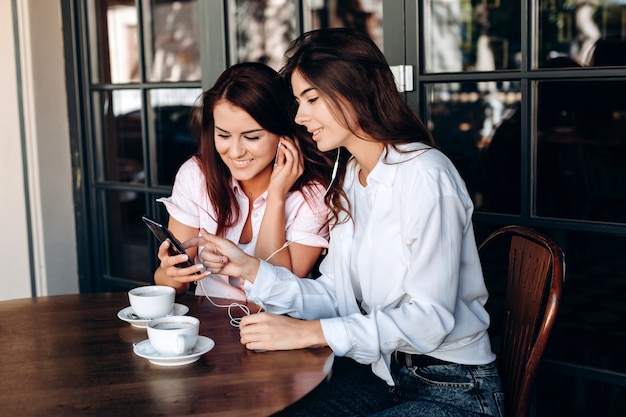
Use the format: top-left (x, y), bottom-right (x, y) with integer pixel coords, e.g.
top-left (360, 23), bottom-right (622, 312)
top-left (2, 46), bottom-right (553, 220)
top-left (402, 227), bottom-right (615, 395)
top-left (0, 292), bottom-right (334, 416)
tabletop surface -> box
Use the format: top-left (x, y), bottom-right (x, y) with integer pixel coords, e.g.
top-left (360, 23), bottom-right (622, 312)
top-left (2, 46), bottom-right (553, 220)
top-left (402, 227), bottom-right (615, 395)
top-left (0, 292), bottom-right (334, 417)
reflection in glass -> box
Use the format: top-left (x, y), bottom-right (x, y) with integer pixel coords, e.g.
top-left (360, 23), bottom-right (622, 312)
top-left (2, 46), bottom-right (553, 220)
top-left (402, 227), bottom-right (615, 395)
top-left (423, 0), bottom-right (521, 73)
top-left (96, 90), bottom-right (145, 183)
top-left (229, 0), bottom-right (384, 69)
top-left (144, 0), bottom-right (200, 82)
top-left (543, 230), bottom-right (626, 374)
top-left (304, 0), bottom-right (384, 49)
top-left (150, 88), bottom-right (202, 186)
top-left (88, 0), bottom-right (139, 84)
top-left (104, 190), bottom-right (152, 282)
top-left (228, 0), bottom-right (298, 70)
top-left (425, 81), bottom-right (522, 214)
top-left (537, 80), bottom-right (626, 222)
top-left (539, 0), bottom-right (626, 68)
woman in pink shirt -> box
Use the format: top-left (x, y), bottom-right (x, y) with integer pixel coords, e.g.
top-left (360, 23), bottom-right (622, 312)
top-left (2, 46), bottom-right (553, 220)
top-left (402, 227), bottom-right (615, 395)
top-left (154, 63), bottom-right (333, 301)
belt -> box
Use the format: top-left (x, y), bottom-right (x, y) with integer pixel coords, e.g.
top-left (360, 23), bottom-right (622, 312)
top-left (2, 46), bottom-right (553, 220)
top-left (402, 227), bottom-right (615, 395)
top-left (392, 351), bottom-right (454, 367)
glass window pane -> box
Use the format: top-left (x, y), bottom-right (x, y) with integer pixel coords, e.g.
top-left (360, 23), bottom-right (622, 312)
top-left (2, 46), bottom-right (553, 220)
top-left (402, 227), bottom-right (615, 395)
top-left (95, 89), bottom-right (145, 183)
top-left (537, 80), bottom-right (626, 222)
top-left (304, 0), bottom-right (384, 50)
top-left (228, 0), bottom-right (298, 70)
top-left (88, 0), bottom-right (139, 84)
top-left (144, 0), bottom-right (201, 82)
top-left (423, 0), bottom-right (521, 73)
top-left (426, 81), bottom-right (522, 214)
top-left (149, 88), bottom-right (202, 186)
top-left (539, 1), bottom-right (626, 68)
top-left (103, 190), bottom-right (153, 282)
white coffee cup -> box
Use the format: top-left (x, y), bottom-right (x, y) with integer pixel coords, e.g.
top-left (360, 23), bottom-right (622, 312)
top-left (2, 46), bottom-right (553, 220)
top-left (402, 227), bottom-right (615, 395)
top-left (128, 285), bottom-right (175, 319)
top-left (147, 315), bottom-right (200, 357)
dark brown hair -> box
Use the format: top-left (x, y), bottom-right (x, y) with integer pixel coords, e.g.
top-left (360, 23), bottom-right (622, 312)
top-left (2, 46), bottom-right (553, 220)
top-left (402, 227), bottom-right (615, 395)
top-left (280, 28), bottom-right (434, 225)
top-left (193, 62), bottom-right (334, 236)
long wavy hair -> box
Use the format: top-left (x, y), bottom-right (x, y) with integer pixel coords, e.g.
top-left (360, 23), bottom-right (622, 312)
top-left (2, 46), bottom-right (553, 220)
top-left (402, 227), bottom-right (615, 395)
top-left (192, 62), bottom-right (335, 236)
top-left (280, 28), bottom-right (434, 226)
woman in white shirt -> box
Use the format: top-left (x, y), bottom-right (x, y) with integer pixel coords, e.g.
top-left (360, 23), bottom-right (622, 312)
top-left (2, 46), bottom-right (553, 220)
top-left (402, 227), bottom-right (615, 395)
top-left (154, 63), bottom-right (333, 301)
top-left (190, 29), bottom-right (503, 416)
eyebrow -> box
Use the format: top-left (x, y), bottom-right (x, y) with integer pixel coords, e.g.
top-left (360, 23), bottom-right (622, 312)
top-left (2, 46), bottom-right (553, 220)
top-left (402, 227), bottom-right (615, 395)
top-left (296, 87), bottom-right (317, 98)
top-left (215, 125), bottom-right (265, 135)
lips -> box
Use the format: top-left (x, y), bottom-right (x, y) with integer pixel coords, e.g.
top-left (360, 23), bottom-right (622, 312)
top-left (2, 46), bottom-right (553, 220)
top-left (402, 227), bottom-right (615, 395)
top-left (310, 128), bottom-right (323, 141)
top-left (231, 159), bottom-right (252, 168)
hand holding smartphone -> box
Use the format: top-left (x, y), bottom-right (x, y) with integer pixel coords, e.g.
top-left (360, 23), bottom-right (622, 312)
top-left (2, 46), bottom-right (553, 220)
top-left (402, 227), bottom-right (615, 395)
top-left (142, 215), bottom-right (196, 269)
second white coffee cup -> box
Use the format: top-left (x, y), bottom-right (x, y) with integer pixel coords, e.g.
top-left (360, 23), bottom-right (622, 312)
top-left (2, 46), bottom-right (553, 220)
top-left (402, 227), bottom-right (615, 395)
top-left (128, 285), bottom-right (175, 319)
top-left (147, 315), bottom-right (200, 357)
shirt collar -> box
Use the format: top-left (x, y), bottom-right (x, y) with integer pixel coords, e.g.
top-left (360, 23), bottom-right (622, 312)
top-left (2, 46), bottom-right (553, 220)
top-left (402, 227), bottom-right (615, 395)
top-left (231, 177), bottom-right (269, 203)
top-left (367, 143), bottom-right (433, 187)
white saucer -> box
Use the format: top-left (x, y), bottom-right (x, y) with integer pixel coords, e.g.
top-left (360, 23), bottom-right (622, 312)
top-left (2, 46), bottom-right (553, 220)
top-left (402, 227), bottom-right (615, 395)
top-left (133, 336), bottom-right (215, 366)
top-left (117, 303), bottom-right (189, 328)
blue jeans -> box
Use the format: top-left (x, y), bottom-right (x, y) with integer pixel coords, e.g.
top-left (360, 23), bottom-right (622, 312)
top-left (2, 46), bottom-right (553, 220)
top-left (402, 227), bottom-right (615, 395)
top-left (293, 356), bottom-right (504, 417)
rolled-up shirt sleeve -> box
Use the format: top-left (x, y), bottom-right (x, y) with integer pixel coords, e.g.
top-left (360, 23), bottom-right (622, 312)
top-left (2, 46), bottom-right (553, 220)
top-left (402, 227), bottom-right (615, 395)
top-left (156, 158), bottom-right (207, 228)
top-left (284, 184), bottom-right (330, 249)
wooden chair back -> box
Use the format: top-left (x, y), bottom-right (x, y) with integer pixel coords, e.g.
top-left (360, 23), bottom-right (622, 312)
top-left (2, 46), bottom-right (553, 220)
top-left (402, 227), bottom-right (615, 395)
top-left (478, 225), bottom-right (565, 417)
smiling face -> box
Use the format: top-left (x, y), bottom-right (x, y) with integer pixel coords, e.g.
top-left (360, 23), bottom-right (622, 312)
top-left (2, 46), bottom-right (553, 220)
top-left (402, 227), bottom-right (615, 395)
top-left (291, 70), bottom-right (359, 153)
top-left (213, 99), bottom-right (280, 185)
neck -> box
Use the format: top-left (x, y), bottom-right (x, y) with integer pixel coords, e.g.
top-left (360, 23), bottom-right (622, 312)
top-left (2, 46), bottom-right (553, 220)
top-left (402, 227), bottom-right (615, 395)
top-left (347, 140), bottom-right (384, 182)
top-left (239, 166), bottom-right (272, 201)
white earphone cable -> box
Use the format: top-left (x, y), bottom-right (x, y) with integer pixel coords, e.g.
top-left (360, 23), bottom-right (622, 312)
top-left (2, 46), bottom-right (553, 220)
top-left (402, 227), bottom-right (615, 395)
top-left (324, 148), bottom-right (341, 196)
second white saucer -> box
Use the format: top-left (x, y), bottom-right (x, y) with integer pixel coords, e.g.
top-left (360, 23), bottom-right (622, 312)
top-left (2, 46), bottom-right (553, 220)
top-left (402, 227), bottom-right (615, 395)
top-left (117, 303), bottom-right (189, 328)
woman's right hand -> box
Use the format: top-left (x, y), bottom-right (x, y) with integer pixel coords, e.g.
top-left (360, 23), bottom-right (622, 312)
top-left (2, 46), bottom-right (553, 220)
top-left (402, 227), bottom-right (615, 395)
top-left (268, 136), bottom-right (304, 198)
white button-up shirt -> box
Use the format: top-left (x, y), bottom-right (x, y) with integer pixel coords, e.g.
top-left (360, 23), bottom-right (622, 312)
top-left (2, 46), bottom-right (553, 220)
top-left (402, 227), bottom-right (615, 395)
top-left (246, 143), bottom-right (495, 385)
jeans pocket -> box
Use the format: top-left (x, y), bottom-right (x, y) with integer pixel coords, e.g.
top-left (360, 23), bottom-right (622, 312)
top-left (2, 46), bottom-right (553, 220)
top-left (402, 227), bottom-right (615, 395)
top-left (409, 364), bottom-right (475, 389)
top-left (395, 364), bottom-right (503, 416)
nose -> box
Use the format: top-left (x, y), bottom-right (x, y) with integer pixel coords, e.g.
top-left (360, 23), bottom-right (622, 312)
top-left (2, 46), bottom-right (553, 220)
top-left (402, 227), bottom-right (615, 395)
top-left (294, 104), bottom-right (309, 126)
top-left (229, 138), bottom-right (246, 157)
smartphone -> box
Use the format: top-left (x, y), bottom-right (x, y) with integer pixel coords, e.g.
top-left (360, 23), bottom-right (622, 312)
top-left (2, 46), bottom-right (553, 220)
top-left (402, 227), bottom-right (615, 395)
top-left (142, 215), bottom-right (196, 269)
top-left (273, 142), bottom-right (281, 166)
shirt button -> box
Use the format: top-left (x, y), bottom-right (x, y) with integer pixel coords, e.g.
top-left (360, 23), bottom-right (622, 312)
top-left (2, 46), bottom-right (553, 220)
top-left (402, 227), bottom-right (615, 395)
top-left (253, 213), bottom-right (259, 218)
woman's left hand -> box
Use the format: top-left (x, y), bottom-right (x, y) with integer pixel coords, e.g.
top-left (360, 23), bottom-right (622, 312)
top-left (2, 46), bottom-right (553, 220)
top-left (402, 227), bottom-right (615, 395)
top-left (239, 312), bottom-right (326, 351)
top-left (269, 136), bottom-right (304, 197)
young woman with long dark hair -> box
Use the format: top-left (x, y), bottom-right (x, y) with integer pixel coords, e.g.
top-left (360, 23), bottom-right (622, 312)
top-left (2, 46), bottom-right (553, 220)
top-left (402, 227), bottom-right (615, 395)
top-left (154, 62), bottom-right (334, 301)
